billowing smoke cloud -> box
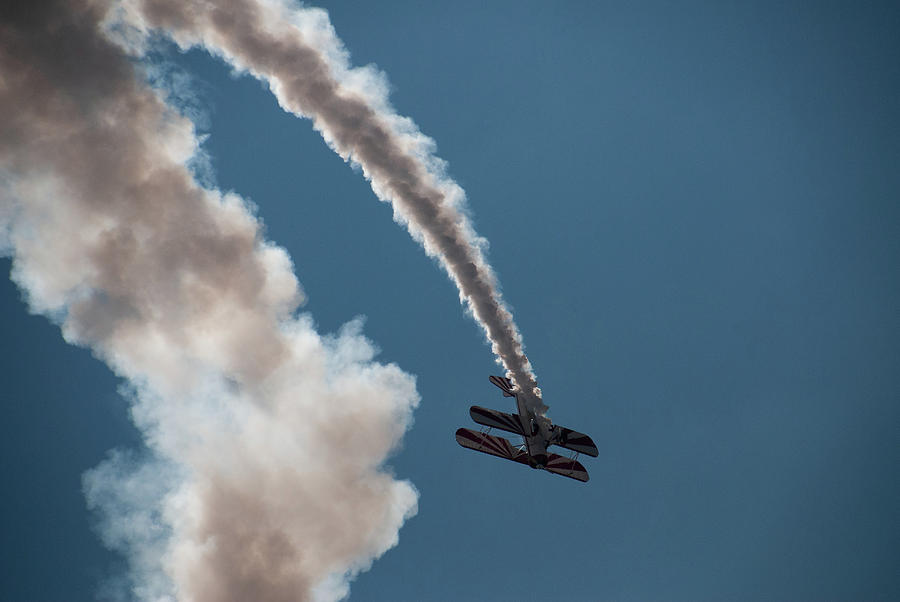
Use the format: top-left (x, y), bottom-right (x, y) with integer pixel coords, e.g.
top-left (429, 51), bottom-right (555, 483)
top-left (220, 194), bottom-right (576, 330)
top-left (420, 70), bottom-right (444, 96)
top-left (116, 0), bottom-right (544, 409)
top-left (1, 1), bottom-right (418, 600)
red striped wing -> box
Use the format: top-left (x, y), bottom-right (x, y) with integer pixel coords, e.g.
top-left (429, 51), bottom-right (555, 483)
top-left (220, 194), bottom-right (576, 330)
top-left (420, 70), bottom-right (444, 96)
top-left (544, 453), bottom-right (590, 482)
top-left (455, 428), bottom-right (529, 466)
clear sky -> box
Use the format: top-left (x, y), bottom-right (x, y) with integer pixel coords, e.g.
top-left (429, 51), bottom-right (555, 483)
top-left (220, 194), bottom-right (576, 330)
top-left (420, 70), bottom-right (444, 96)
top-left (2, 1), bottom-right (899, 600)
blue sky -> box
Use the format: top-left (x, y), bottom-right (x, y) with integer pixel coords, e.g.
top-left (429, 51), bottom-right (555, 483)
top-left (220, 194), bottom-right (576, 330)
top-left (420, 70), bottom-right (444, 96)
top-left (2, 1), bottom-right (899, 600)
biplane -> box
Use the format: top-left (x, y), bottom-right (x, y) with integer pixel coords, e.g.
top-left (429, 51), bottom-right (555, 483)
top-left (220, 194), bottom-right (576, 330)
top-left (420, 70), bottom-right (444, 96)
top-left (455, 375), bottom-right (598, 482)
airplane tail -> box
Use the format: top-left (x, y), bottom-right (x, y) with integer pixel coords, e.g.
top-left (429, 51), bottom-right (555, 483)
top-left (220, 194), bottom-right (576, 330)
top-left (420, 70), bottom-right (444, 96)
top-left (489, 375), bottom-right (516, 397)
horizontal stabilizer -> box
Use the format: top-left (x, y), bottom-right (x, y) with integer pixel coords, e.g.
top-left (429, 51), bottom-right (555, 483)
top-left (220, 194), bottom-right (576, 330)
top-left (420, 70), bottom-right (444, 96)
top-left (552, 426), bottom-right (599, 457)
top-left (489, 375), bottom-right (516, 397)
top-left (469, 406), bottom-right (524, 436)
top-left (456, 428), bottom-right (529, 465)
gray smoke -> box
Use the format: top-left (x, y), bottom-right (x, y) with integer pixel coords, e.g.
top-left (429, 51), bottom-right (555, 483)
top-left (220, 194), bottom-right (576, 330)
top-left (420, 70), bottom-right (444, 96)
top-left (1, 1), bottom-right (418, 600)
top-left (117, 0), bottom-right (545, 409)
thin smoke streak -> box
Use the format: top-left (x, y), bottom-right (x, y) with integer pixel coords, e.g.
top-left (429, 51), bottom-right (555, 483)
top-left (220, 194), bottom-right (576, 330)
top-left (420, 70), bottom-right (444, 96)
top-left (121, 0), bottom-right (546, 411)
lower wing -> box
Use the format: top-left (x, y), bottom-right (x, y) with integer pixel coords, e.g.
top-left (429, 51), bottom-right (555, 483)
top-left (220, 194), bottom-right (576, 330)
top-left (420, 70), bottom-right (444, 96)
top-left (455, 428), bottom-right (529, 465)
top-left (456, 428), bottom-right (589, 482)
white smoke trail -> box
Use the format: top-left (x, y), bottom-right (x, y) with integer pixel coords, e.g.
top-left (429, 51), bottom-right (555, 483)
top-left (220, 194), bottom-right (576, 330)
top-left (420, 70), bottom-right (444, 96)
top-left (116, 0), bottom-right (545, 409)
top-left (1, 1), bottom-right (417, 600)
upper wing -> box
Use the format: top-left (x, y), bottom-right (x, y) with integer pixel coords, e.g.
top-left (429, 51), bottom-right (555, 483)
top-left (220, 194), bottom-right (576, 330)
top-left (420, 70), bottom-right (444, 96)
top-left (489, 375), bottom-right (516, 397)
top-left (552, 426), bottom-right (599, 457)
top-left (455, 428), bottom-right (529, 466)
top-left (544, 453), bottom-right (590, 482)
top-left (469, 405), bottom-right (525, 436)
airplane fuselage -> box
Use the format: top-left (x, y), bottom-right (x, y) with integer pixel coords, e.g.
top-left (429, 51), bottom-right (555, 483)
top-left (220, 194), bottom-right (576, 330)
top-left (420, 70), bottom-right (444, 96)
top-left (514, 392), bottom-right (553, 469)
